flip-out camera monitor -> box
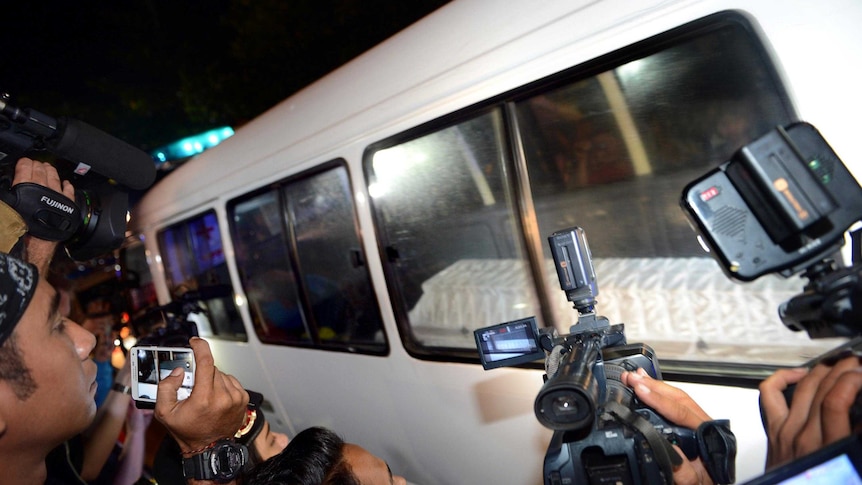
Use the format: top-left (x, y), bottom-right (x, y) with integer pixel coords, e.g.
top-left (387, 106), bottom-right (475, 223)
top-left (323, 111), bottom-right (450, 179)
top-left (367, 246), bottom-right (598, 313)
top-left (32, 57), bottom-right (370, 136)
top-left (474, 316), bottom-right (545, 370)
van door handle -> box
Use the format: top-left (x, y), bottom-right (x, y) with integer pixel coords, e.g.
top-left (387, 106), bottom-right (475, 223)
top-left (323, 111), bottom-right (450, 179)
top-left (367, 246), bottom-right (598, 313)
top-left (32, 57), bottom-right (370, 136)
top-left (385, 245), bottom-right (400, 262)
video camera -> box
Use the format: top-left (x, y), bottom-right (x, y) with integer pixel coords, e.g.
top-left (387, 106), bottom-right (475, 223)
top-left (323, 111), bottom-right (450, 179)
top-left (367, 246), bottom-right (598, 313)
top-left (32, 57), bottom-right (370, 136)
top-left (0, 94), bottom-right (156, 260)
top-left (475, 227), bottom-right (736, 485)
top-left (681, 122), bottom-right (862, 339)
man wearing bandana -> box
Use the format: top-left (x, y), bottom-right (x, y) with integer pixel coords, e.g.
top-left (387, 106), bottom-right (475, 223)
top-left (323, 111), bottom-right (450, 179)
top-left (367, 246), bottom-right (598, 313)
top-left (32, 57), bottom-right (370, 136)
top-left (0, 252), bottom-right (249, 484)
top-left (0, 252), bottom-right (99, 483)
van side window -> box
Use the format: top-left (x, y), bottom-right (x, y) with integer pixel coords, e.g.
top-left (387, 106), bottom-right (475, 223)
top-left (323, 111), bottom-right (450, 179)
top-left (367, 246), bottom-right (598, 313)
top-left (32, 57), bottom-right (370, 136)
top-left (515, 20), bottom-right (810, 364)
top-left (368, 15), bottom-right (838, 366)
top-left (368, 111), bottom-right (535, 349)
top-left (229, 162), bottom-right (386, 353)
top-left (157, 211), bottom-right (246, 340)
top-left (232, 191), bottom-right (306, 344)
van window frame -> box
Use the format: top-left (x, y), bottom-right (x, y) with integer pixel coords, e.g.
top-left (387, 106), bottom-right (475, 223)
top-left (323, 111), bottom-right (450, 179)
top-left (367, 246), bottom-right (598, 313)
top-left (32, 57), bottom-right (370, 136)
top-left (226, 158), bottom-right (389, 356)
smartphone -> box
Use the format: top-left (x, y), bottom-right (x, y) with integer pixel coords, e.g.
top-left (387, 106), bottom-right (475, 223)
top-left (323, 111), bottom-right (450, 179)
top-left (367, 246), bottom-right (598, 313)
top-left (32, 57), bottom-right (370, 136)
top-left (130, 346), bottom-right (195, 406)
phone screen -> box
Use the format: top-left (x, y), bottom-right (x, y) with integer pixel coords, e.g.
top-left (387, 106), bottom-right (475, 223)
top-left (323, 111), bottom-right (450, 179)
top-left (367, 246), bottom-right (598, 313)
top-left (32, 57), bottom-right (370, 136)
top-left (130, 346), bottom-right (195, 403)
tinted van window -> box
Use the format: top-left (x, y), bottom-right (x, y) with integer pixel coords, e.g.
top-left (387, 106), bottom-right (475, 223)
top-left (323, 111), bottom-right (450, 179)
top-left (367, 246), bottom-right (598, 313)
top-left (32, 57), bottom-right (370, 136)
top-left (157, 211), bottom-right (246, 339)
top-left (229, 162), bottom-right (386, 353)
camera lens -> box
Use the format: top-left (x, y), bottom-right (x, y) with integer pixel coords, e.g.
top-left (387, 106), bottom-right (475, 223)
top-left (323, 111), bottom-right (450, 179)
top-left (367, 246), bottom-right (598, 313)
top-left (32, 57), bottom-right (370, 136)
top-left (552, 395), bottom-right (579, 414)
top-left (534, 340), bottom-right (600, 432)
top-left (535, 387), bottom-right (594, 431)
top-left (66, 183), bottom-right (129, 261)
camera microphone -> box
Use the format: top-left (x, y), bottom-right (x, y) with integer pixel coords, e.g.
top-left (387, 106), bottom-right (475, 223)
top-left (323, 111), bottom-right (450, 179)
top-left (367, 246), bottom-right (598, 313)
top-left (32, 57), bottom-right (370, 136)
top-left (51, 117), bottom-right (156, 190)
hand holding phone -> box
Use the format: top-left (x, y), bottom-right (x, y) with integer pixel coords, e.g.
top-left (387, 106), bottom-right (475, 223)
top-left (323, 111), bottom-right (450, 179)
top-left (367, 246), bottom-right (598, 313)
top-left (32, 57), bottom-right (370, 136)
top-left (151, 337), bottom-right (249, 456)
top-left (130, 345), bottom-right (195, 407)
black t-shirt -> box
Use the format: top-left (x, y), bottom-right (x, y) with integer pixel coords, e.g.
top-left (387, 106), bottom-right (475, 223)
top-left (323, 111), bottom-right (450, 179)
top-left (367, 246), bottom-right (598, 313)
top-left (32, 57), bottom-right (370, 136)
top-left (44, 435), bottom-right (122, 485)
top-left (44, 438), bottom-right (86, 485)
top-left (152, 435), bottom-right (187, 485)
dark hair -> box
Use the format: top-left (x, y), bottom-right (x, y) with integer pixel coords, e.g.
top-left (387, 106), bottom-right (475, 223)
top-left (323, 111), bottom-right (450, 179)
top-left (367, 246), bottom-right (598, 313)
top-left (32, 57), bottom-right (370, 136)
top-left (243, 427), bottom-right (359, 485)
top-left (0, 332), bottom-right (36, 399)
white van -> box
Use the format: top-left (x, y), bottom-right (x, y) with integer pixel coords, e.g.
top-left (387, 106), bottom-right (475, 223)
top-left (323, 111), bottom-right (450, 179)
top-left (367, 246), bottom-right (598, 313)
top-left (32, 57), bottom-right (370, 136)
top-left (128, 1), bottom-right (862, 483)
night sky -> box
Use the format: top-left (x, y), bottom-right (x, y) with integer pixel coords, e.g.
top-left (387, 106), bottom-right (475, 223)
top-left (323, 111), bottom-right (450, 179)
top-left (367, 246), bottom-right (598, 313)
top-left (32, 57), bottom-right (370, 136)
top-left (2, 0), bottom-right (449, 152)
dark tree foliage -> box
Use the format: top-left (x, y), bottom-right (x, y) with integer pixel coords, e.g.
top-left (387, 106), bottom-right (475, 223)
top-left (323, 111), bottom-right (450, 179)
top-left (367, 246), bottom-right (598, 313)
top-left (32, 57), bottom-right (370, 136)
top-left (1, 0), bottom-right (448, 151)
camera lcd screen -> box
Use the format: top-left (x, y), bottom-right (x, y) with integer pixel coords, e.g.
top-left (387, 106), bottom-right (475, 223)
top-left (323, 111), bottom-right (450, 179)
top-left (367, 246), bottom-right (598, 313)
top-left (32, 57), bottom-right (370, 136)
top-left (474, 316), bottom-right (545, 370)
top-left (743, 434), bottom-right (862, 485)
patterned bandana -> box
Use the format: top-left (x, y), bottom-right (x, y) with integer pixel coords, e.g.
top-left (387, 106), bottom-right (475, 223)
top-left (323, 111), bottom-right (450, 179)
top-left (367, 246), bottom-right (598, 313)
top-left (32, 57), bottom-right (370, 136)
top-left (0, 252), bottom-right (39, 346)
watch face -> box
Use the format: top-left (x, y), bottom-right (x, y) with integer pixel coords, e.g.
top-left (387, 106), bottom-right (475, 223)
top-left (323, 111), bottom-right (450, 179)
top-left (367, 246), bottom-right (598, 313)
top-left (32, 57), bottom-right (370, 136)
top-left (212, 442), bottom-right (248, 480)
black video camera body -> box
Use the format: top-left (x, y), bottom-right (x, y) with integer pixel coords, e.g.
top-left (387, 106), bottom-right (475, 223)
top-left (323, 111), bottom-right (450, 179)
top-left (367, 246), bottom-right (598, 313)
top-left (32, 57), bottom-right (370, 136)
top-left (475, 227), bottom-right (735, 485)
top-left (538, 314), bottom-right (702, 485)
top-left (0, 94), bottom-right (156, 260)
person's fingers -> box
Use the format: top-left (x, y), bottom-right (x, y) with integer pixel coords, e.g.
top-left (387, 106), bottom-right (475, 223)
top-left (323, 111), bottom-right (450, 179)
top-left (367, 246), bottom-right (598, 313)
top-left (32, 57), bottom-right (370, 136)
top-left (793, 358), bottom-right (860, 454)
top-left (155, 366), bottom-right (185, 419)
top-left (42, 162), bottom-right (62, 192)
top-left (12, 158), bottom-right (73, 197)
top-left (623, 369), bottom-right (710, 429)
top-left (30, 159), bottom-right (47, 184)
top-left (670, 444), bottom-right (711, 485)
top-left (820, 368), bottom-right (862, 444)
top-left (62, 179), bottom-right (75, 198)
top-left (761, 368), bottom-right (806, 469)
top-left (189, 337), bottom-right (215, 396)
top-left (776, 365), bottom-right (832, 445)
top-left (212, 369), bottom-right (248, 408)
top-left (13, 157), bottom-right (34, 184)
top-left (759, 367), bottom-right (808, 438)
top-left (671, 459), bottom-right (699, 485)
top-left (222, 372), bottom-right (246, 397)
top-left (762, 358), bottom-right (862, 469)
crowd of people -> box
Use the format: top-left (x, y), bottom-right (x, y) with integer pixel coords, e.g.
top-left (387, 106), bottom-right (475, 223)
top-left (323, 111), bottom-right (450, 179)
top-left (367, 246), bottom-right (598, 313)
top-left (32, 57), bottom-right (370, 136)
top-left (1, 156), bottom-right (861, 484)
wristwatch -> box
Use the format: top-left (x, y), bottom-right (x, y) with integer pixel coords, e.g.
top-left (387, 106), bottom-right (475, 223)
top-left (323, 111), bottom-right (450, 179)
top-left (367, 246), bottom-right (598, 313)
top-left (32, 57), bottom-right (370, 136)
top-left (182, 439), bottom-right (249, 483)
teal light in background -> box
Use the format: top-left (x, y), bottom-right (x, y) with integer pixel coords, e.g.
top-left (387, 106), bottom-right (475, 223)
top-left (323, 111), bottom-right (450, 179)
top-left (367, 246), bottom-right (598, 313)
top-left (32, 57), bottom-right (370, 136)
top-left (151, 126), bottom-right (235, 163)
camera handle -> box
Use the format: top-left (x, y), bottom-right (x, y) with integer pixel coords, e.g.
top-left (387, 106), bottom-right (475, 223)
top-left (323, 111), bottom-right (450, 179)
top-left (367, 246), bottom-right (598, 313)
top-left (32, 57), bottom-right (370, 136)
top-left (0, 181), bottom-right (80, 241)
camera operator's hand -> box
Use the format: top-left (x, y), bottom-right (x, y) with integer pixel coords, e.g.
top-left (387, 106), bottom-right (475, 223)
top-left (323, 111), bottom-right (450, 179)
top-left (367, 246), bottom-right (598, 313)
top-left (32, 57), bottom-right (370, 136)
top-left (12, 157), bottom-right (75, 273)
top-left (759, 355), bottom-right (862, 470)
top-left (621, 369), bottom-right (714, 485)
top-left (155, 337), bottom-right (249, 454)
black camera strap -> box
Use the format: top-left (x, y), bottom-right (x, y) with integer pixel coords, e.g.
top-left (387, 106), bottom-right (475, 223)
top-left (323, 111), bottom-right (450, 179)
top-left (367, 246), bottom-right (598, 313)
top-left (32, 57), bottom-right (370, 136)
top-left (696, 419), bottom-right (736, 484)
top-left (605, 400), bottom-right (680, 485)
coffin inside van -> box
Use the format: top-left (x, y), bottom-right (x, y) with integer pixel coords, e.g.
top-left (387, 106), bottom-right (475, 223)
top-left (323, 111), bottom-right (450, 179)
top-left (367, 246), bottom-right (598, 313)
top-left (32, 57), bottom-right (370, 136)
top-left (407, 257), bottom-right (842, 365)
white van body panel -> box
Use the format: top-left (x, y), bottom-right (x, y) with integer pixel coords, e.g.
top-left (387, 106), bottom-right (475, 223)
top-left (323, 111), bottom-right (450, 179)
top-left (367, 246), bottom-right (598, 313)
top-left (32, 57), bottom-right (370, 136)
top-left (132, 1), bottom-right (862, 483)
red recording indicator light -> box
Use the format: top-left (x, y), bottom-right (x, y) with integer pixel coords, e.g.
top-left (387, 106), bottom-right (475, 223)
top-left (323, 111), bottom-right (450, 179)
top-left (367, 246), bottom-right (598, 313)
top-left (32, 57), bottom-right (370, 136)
top-left (700, 186), bottom-right (720, 202)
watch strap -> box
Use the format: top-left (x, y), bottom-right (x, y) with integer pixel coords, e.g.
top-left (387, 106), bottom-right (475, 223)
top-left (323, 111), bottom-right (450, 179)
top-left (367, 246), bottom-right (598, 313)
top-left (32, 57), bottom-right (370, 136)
top-left (111, 382), bottom-right (131, 395)
top-left (183, 449), bottom-right (215, 481)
